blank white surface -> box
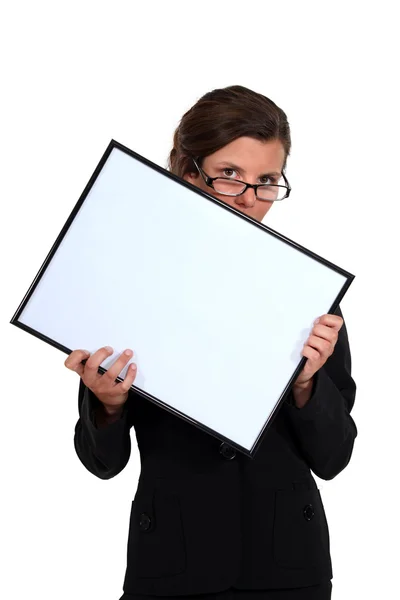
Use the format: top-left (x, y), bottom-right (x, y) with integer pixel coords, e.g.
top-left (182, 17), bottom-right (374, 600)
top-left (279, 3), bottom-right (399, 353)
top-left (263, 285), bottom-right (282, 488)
top-left (18, 145), bottom-right (348, 451)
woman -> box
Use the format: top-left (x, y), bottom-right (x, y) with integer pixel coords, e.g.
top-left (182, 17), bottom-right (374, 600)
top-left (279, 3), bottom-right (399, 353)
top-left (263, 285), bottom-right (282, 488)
top-left (68, 85), bottom-right (357, 600)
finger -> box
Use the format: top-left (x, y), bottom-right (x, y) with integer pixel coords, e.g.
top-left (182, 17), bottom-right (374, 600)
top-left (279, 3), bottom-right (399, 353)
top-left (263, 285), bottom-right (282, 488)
top-left (312, 323), bottom-right (337, 343)
top-left (99, 348), bottom-right (135, 388)
top-left (115, 362), bottom-right (138, 393)
top-left (84, 346), bottom-right (115, 388)
top-left (302, 344), bottom-right (320, 362)
top-left (316, 314), bottom-right (343, 330)
top-left (307, 335), bottom-right (332, 355)
top-left (64, 349), bottom-right (90, 378)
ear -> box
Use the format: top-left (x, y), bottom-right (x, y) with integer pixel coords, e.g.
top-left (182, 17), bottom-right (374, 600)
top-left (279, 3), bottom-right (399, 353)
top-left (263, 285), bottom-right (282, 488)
top-left (183, 172), bottom-right (199, 184)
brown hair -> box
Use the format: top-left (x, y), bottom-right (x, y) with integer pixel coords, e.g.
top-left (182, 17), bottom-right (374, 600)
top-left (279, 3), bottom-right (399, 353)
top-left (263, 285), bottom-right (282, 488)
top-left (167, 85), bottom-right (291, 178)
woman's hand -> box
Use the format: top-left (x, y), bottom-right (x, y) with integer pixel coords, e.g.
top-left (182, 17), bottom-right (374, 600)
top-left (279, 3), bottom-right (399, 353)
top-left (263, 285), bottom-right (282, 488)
top-left (295, 313), bottom-right (344, 388)
top-left (64, 346), bottom-right (137, 413)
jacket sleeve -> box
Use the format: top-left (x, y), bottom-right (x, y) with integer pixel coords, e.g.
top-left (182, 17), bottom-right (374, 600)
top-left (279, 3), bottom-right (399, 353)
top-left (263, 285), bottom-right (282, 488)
top-left (282, 304), bottom-right (357, 480)
top-left (73, 378), bottom-right (134, 480)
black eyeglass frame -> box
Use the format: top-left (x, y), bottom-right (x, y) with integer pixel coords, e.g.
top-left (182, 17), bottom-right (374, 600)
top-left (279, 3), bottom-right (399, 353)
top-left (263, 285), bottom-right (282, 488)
top-left (191, 157), bottom-right (291, 202)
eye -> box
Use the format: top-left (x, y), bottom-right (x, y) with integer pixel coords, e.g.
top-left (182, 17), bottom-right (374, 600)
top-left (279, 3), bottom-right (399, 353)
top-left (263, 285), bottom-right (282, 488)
top-left (260, 175), bottom-right (277, 184)
top-left (222, 168), bottom-right (238, 178)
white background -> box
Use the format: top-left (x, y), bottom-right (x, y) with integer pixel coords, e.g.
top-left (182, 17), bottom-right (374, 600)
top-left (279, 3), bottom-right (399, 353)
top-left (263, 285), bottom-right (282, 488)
top-left (1, 1), bottom-right (399, 599)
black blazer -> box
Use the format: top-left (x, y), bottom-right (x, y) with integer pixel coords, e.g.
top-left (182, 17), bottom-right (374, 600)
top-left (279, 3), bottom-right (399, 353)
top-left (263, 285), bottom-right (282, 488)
top-left (74, 305), bottom-right (357, 597)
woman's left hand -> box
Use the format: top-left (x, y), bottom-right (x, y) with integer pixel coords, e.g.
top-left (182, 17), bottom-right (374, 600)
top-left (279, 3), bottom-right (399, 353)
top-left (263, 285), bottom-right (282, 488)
top-left (295, 313), bottom-right (344, 387)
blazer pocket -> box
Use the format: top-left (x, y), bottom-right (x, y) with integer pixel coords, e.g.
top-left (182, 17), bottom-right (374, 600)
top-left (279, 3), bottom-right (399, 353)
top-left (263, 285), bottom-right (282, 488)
top-left (273, 488), bottom-right (331, 570)
top-left (127, 486), bottom-right (187, 579)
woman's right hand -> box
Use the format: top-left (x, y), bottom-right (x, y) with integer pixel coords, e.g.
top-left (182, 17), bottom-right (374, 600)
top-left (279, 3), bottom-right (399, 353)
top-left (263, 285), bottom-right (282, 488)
top-left (64, 346), bottom-right (137, 414)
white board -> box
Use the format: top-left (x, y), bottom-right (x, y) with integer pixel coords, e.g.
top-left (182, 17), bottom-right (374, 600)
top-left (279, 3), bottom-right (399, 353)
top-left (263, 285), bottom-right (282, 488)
top-left (11, 140), bottom-right (354, 457)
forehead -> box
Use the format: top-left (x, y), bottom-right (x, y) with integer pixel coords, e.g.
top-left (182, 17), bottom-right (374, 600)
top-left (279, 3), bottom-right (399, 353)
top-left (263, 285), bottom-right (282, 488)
top-left (204, 136), bottom-right (285, 174)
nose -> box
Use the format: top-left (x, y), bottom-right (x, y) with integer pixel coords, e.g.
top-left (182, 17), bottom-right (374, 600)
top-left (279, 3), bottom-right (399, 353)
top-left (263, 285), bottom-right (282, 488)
top-left (234, 186), bottom-right (256, 208)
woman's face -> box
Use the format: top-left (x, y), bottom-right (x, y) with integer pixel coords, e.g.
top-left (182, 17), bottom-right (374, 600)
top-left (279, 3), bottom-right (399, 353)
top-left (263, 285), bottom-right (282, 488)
top-left (183, 136), bottom-right (286, 222)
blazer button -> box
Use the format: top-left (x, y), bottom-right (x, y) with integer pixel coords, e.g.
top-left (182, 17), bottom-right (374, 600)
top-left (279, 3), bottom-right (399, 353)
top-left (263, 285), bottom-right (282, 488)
top-left (303, 504), bottom-right (315, 521)
top-left (139, 513), bottom-right (152, 531)
top-left (219, 442), bottom-right (236, 460)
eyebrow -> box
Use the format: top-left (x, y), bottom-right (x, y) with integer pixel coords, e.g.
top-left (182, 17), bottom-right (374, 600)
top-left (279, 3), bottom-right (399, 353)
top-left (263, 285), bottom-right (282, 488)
top-left (215, 161), bottom-right (282, 178)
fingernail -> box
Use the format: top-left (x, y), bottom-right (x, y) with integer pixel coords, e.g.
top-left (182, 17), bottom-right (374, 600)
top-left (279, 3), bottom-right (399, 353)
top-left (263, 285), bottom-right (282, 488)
top-left (105, 346), bottom-right (113, 353)
top-left (314, 318), bottom-right (320, 325)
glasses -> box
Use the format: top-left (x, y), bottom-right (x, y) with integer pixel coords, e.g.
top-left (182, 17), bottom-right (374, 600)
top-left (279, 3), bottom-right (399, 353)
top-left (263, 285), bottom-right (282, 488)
top-left (191, 158), bottom-right (291, 202)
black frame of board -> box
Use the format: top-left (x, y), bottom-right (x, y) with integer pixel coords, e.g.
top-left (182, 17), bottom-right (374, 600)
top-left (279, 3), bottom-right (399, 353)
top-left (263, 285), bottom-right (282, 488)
top-left (10, 139), bottom-right (355, 458)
